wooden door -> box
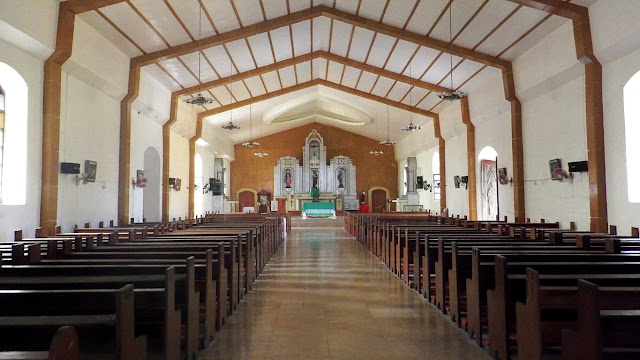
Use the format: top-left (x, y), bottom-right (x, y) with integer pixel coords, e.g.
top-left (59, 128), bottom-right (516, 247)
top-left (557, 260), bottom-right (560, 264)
top-left (238, 191), bottom-right (255, 211)
top-left (371, 189), bottom-right (387, 213)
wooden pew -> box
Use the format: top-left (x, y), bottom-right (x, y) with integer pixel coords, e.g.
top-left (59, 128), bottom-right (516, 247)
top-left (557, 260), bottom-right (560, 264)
top-left (0, 326), bottom-right (79, 360)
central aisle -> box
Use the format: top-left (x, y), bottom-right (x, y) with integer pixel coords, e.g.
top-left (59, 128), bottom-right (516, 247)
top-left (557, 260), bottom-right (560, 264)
top-left (200, 223), bottom-right (490, 360)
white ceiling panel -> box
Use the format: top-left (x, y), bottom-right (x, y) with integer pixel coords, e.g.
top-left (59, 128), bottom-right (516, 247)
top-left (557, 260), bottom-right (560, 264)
top-left (289, 0), bottom-right (311, 13)
top-left (348, 27), bottom-right (375, 61)
top-left (79, 12), bottom-right (143, 57)
top-left (405, 0), bottom-right (449, 36)
top-left (401, 87), bottom-right (429, 106)
top-left (366, 33), bottom-right (397, 68)
top-left (429, 0), bottom-right (485, 44)
top-left (202, 46), bottom-right (234, 77)
top-left (386, 82), bottom-right (411, 102)
top-left (143, 64), bottom-right (182, 91)
top-left (244, 76), bottom-right (268, 96)
top-left (261, 71), bottom-right (283, 92)
top-left (178, 52), bottom-right (217, 84)
top-left (166, 0), bottom-right (216, 39)
top-left (160, 58), bottom-right (198, 87)
top-left (382, 0), bottom-right (417, 29)
top-left (329, 21), bottom-right (352, 57)
top-left (233, 0), bottom-right (265, 27)
top-left (291, 21), bottom-right (312, 57)
top-left (475, 6), bottom-right (547, 56)
top-left (417, 93), bottom-right (443, 111)
top-left (453, 0), bottom-right (519, 51)
top-left (326, 62), bottom-right (345, 84)
top-left (403, 46), bottom-right (440, 78)
top-left (357, 0), bottom-right (387, 22)
top-left (270, 26), bottom-right (294, 61)
top-left (100, 2), bottom-right (168, 53)
top-left (229, 81), bottom-right (251, 101)
top-left (421, 55), bottom-right (463, 85)
top-left (384, 40), bottom-right (418, 73)
top-left (203, 0), bottom-right (241, 33)
top-left (341, 66), bottom-right (361, 88)
top-left (450, 60), bottom-right (485, 90)
top-left (499, 15), bottom-right (567, 60)
top-left (370, 77), bottom-right (395, 98)
top-left (312, 17), bottom-right (331, 52)
top-left (355, 71), bottom-right (378, 93)
top-left (130, 0), bottom-right (191, 46)
top-left (247, 33), bottom-right (276, 67)
top-left (210, 86), bottom-right (234, 105)
top-left (279, 66), bottom-right (298, 88)
top-left (334, 0), bottom-right (359, 13)
top-left (312, 58), bottom-right (327, 79)
top-left (226, 39), bottom-right (256, 72)
top-left (296, 62), bottom-right (312, 83)
top-left (263, 0), bottom-right (288, 19)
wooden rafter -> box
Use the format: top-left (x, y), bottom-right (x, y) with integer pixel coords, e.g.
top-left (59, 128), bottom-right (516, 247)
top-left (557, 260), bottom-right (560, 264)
top-left (65, 0), bottom-right (127, 14)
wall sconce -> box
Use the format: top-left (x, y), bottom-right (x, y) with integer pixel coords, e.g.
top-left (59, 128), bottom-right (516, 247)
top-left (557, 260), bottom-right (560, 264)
top-left (460, 176), bottom-right (468, 189)
top-left (132, 170), bottom-right (147, 188)
top-left (498, 168), bottom-right (512, 185)
top-left (424, 183), bottom-right (432, 192)
top-left (169, 177), bottom-right (181, 191)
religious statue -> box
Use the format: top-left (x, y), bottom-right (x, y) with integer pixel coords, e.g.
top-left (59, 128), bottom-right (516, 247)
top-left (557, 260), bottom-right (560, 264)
top-left (284, 172), bottom-right (292, 188)
top-left (312, 170), bottom-right (319, 189)
top-left (337, 169), bottom-right (344, 189)
top-left (359, 190), bottom-right (366, 204)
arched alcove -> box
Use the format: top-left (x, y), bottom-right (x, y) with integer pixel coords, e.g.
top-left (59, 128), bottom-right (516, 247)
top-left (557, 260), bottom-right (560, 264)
top-left (478, 146), bottom-right (498, 220)
top-left (143, 146), bottom-right (161, 221)
top-left (0, 62), bottom-right (28, 205)
top-left (624, 71), bottom-right (640, 203)
top-left (194, 153), bottom-right (204, 216)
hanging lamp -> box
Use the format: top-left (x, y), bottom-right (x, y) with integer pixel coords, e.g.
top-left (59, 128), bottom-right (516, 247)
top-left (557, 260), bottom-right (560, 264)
top-left (379, 105), bottom-right (396, 145)
top-left (402, 64), bottom-right (422, 132)
top-left (437, 3), bottom-right (467, 101)
top-left (242, 103), bottom-right (259, 147)
top-left (184, 1), bottom-right (213, 106)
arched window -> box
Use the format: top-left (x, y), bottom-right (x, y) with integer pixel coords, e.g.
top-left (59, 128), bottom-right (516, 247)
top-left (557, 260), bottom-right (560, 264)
top-left (624, 71), bottom-right (640, 203)
top-left (432, 152), bottom-right (440, 200)
top-left (0, 62), bottom-right (28, 205)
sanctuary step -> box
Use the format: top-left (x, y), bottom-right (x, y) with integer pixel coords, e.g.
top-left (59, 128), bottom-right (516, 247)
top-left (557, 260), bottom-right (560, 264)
top-left (291, 216), bottom-right (345, 229)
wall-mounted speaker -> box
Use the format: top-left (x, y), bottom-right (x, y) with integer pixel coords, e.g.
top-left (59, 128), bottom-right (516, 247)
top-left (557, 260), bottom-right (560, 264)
top-left (568, 161), bottom-right (588, 173)
top-left (169, 178), bottom-right (176, 186)
top-left (60, 162), bottom-right (80, 174)
top-left (211, 183), bottom-right (222, 195)
top-left (416, 176), bottom-right (424, 189)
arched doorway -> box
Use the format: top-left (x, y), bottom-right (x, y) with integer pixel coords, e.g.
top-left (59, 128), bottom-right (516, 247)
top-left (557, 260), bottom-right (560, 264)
top-left (478, 146), bottom-right (498, 221)
top-left (368, 186), bottom-right (390, 213)
top-left (236, 188), bottom-right (257, 212)
top-left (143, 147), bottom-right (161, 222)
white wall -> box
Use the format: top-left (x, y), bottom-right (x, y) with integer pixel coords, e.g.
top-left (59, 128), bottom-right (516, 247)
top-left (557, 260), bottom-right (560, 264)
top-left (130, 111), bottom-right (163, 223)
top-left (0, 39), bottom-right (45, 240)
top-left (169, 131), bottom-right (190, 220)
top-left (57, 73), bottom-right (120, 231)
top-left (0, 0), bottom-right (57, 59)
top-left (195, 146), bottom-right (217, 216)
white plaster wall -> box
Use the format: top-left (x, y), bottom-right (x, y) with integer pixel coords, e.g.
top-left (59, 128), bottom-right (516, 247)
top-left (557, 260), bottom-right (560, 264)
top-left (130, 112), bottom-right (163, 223)
top-left (0, 0), bottom-right (57, 59)
top-left (602, 46), bottom-right (640, 234)
top-left (415, 148), bottom-right (440, 214)
top-left (521, 75), bottom-right (590, 229)
top-left (0, 39), bottom-right (44, 240)
top-left (133, 68), bottom-right (172, 126)
top-left (169, 132), bottom-right (190, 220)
top-left (200, 122), bottom-right (235, 160)
top-left (195, 147), bottom-right (216, 216)
top-left (57, 73), bottom-right (120, 231)
top-left (445, 133), bottom-right (469, 218)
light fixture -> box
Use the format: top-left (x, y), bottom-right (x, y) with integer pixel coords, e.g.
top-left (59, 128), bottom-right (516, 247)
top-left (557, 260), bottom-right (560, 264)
top-left (221, 120), bottom-right (240, 130)
top-left (437, 3), bottom-right (466, 102)
top-left (402, 122), bottom-right (421, 132)
top-left (242, 103), bottom-right (260, 147)
top-left (379, 105), bottom-right (395, 146)
top-left (370, 150), bottom-right (384, 156)
top-left (184, 1), bottom-right (213, 106)
top-left (254, 152), bottom-right (268, 158)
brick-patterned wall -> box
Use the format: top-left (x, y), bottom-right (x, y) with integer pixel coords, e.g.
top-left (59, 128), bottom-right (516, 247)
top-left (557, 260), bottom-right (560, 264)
top-left (230, 122), bottom-right (398, 201)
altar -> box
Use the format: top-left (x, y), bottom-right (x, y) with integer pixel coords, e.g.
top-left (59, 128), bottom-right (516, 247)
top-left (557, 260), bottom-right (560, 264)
top-left (302, 202), bottom-right (336, 219)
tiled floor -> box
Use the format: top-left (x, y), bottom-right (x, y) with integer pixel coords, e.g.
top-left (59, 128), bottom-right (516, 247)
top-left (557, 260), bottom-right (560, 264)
top-left (200, 223), bottom-right (490, 360)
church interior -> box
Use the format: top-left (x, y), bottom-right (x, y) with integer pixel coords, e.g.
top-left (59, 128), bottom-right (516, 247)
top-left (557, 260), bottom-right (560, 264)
top-left (2, 0), bottom-right (640, 359)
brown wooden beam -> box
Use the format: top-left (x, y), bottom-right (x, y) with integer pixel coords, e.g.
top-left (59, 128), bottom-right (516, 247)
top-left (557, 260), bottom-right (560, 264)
top-left (507, 0), bottom-right (607, 232)
top-left (118, 61), bottom-right (140, 225)
top-left (460, 97), bottom-right (477, 220)
top-left (188, 114), bottom-right (204, 219)
top-left (162, 94), bottom-right (179, 222)
top-left (503, 62), bottom-right (525, 221)
top-left (40, 3), bottom-right (75, 236)
top-left (65, 0), bottom-right (127, 14)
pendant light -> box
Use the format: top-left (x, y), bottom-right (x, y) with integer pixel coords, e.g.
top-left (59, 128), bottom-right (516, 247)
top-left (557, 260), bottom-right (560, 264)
top-left (379, 105), bottom-right (395, 145)
top-left (253, 111), bottom-right (268, 157)
top-left (242, 103), bottom-right (259, 147)
top-left (184, 1), bottom-right (213, 106)
top-left (402, 63), bottom-right (422, 132)
top-left (221, 63), bottom-right (240, 130)
top-left (438, 2), bottom-right (466, 101)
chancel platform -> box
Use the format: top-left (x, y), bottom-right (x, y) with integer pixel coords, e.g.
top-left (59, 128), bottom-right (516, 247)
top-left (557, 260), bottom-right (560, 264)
top-left (302, 202), bottom-right (336, 219)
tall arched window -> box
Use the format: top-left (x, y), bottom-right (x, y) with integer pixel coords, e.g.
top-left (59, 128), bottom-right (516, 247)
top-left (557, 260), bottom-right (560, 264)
top-left (624, 71), bottom-right (640, 203)
top-left (0, 62), bottom-right (28, 205)
top-left (432, 152), bottom-right (440, 200)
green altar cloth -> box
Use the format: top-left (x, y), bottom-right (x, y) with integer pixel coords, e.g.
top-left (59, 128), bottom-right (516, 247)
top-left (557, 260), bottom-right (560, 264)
top-left (302, 202), bottom-right (335, 218)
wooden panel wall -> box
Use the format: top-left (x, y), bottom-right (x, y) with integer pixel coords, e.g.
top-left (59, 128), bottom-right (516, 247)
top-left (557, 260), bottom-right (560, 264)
top-left (230, 122), bottom-right (398, 201)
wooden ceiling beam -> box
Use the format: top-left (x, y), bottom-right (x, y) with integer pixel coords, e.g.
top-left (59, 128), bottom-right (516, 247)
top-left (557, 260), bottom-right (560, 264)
top-left (65, 0), bottom-right (128, 14)
top-left (197, 78), bottom-right (438, 121)
top-left (176, 50), bottom-right (449, 97)
top-left (505, 0), bottom-right (587, 19)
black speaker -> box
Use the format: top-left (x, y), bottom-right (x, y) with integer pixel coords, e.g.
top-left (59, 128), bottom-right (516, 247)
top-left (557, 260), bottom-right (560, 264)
top-left (60, 162), bottom-right (80, 174)
top-left (568, 161), bottom-right (588, 173)
top-left (211, 183), bottom-right (222, 195)
top-left (416, 176), bottom-right (423, 189)
top-left (169, 178), bottom-right (176, 186)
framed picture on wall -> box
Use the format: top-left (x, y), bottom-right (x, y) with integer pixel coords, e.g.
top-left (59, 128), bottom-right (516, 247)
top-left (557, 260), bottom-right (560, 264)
top-left (84, 160), bottom-right (97, 182)
top-left (453, 176), bottom-right (461, 188)
top-left (548, 158), bottom-right (561, 179)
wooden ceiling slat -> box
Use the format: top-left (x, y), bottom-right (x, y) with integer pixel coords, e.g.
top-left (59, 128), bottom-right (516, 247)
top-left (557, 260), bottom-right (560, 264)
top-left (325, 19), bottom-right (334, 80)
top-left (355, 0), bottom-right (363, 16)
top-left (427, 0), bottom-right (452, 37)
top-left (127, 0), bottom-right (171, 48)
top-left (242, 80), bottom-right (255, 97)
top-left (276, 69), bottom-right (285, 89)
top-left (66, 0), bottom-right (127, 14)
top-left (379, 0), bottom-right (391, 22)
top-left (163, 0), bottom-right (194, 41)
top-left (198, 0), bottom-right (219, 35)
top-left (400, 45), bottom-right (420, 75)
top-left (287, 0), bottom-right (292, 14)
top-left (259, 0), bottom-right (268, 21)
top-left (289, 25), bottom-right (296, 58)
top-left (156, 63), bottom-right (184, 89)
top-left (229, 0), bottom-right (244, 28)
top-left (473, 6), bottom-right (522, 51)
top-left (368, 75), bottom-right (381, 94)
top-left (398, 85), bottom-right (413, 103)
top-left (176, 56), bottom-right (200, 86)
top-left (381, 38), bottom-right (399, 69)
top-left (353, 69), bottom-right (365, 90)
top-left (497, 13), bottom-right (554, 57)
top-left (345, 25), bottom-right (356, 58)
top-left (224, 84), bottom-right (239, 103)
top-left (452, 0), bottom-right (491, 43)
top-left (383, 80), bottom-right (397, 98)
top-left (96, 9), bottom-right (147, 54)
top-left (402, 0), bottom-right (421, 30)
top-left (244, 38), bottom-right (260, 68)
